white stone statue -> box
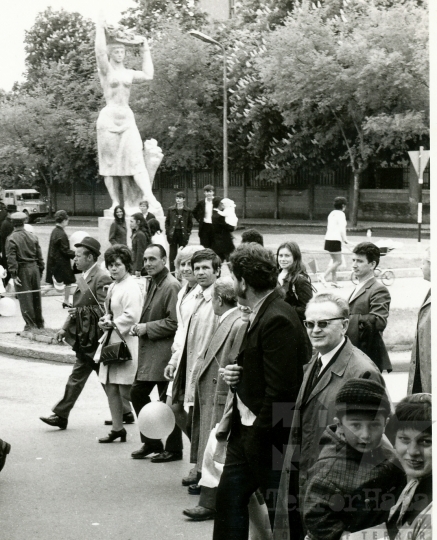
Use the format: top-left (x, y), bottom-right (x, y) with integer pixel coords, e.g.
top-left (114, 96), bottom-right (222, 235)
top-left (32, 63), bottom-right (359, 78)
top-left (95, 14), bottom-right (164, 217)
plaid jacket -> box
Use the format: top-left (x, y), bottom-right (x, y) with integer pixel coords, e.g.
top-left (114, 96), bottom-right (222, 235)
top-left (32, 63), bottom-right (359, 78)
top-left (303, 425), bottom-right (405, 540)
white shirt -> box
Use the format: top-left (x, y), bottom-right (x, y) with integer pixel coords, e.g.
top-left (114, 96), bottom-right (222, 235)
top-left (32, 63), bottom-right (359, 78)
top-left (219, 306), bottom-right (238, 324)
top-left (204, 199), bottom-right (213, 224)
top-left (318, 337), bottom-right (346, 375)
top-left (349, 275), bottom-right (374, 302)
top-left (325, 209), bottom-right (347, 242)
top-left (83, 262), bottom-right (98, 280)
top-left (237, 290), bottom-right (275, 426)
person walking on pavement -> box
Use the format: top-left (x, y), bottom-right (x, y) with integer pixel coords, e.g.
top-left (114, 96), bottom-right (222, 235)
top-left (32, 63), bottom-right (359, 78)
top-left (45, 210), bottom-right (76, 308)
top-left (6, 212), bottom-right (45, 332)
top-left (0, 204), bottom-right (17, 287)
top-left (129, 244), bottom-right (183, 460)
top-left (192, 185), bottom-right (221, 249)
top-left (165, 192), bottom-right (193, 273)
top-left (39, 237), bottom-right (131, 430)
top-left (408, 247), bottom-right (431, 394)
top-left (347, 242), bottom-right (392, 372)
top-left (321, 197), bottom-right (350, 288)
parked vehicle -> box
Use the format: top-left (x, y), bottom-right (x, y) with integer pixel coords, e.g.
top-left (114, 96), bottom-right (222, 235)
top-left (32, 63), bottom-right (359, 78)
top-left (2, 189), bottom-right (48, 222)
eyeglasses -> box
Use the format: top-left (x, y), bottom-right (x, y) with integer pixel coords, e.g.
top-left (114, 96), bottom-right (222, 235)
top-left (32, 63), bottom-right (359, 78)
top-left (303, 317), bottom-right (346, 330)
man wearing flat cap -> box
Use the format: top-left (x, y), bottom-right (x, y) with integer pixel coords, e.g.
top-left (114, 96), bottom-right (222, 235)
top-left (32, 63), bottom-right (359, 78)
top-left (40, 236), bottom-right (113, 430)
top-left (5, 212), bottom-right (45, 330)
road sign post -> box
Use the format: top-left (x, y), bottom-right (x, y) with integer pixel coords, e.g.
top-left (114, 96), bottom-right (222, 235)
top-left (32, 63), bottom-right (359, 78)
top-left (408, 147), bottom-right (430, 243)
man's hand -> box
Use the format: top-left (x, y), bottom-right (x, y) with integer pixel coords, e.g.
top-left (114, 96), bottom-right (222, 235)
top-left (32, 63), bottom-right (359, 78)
top-left (219, 364), bottom-right (243, 387)
top-left (56, 329), bottom-right (66, 343)
top-left (164, 364), bottom-right (176, 381)
top-left (67, 307), bottom-right (77, 318)
top-left (130, 323), bottom-right (147, 337)
top-left (13, 277), bottom-right (22, 286)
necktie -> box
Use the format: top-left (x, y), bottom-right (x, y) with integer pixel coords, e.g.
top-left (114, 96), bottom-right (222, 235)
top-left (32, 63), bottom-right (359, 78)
top-left (312, 356), bottom-right (323, 387)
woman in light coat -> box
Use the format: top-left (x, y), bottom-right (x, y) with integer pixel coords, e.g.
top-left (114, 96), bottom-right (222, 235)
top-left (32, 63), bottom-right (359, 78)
top-left (97, 245), bottom-right (142, 443)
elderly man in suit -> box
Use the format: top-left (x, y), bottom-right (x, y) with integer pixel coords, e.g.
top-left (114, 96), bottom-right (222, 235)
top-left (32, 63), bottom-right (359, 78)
top-left (129, 244), bottom-right (182, 459)
top-left (213, 243), bottom-right (309, 540)
top-left (347, 242), bottom-right (392, 372)
top-left (192, 185), bottom-right (221, 249)
top-left (273, 292), bottom-right (386, 540)
top-left (183, 276), bottom-right (244, 521)
top-left (40, 237), bottom-right (113, 429)
top-left (408, 246), bottom-right (431, 394)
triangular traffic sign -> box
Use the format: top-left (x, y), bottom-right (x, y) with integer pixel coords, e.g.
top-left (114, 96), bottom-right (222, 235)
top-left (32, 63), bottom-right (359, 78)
top-left (408, 150), bottom-right (430, 177)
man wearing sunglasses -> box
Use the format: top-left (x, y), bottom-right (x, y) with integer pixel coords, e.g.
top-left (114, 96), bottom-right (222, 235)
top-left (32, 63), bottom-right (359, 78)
top-left (274, 292), bottom-right (386, 540)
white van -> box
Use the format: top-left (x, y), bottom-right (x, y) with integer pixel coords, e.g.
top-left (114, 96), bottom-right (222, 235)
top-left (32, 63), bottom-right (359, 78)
top-left (3, 189), bottom-right (48, 222)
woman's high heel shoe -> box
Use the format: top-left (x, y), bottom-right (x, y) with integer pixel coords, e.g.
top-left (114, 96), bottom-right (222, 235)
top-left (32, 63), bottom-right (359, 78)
top-left (98, 428), bottom-right (127, 443)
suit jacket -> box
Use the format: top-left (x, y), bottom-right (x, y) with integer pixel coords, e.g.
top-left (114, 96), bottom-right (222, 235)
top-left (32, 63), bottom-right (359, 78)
top-left (137, 267), bottom-right (181, 381)
top-left (273, 338), bottom-right (385, 540)
top-left (224, 289), bottom-right (309, 479)
top-left (165, 205), bottom-right (193, 243)
top-left (408, 289), bottom-right (431, 394)
top-left (62, 264), bottom-right (112, 353)
top-left (346, 276), bottom-right (392, 371)
top-left (190, 309), bottom-right (244, 465)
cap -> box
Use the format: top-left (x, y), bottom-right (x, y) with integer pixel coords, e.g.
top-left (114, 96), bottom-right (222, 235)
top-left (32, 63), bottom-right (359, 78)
top-left (7, 204), bottom-right (17, 212)
top-left (335, 376), bottom-right (391, 417)
top-left (11, 212), bottom-right (27, 222)
top-left (74, 236), bottom-right (101, 256)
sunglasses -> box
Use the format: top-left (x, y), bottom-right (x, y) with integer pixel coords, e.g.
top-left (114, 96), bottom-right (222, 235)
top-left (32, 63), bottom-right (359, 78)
top-left (303, 317), bottom-right (346, 330)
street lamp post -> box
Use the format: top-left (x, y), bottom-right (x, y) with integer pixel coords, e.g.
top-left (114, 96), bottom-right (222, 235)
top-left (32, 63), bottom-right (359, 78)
top-left (189, 30), bottom-right (228, 198)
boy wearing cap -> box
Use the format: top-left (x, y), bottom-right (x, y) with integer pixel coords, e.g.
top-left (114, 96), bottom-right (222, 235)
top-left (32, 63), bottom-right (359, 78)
top-left (303, 377), bottom-right (402, 540)
top-left (165, 192), bottom-right (193, 272)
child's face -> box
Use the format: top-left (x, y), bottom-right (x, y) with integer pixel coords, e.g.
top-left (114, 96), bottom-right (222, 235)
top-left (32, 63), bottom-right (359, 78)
top-left (337, 411), bottom-right (387, 453)
top-left (139, 202), bottom-right (148, 213)
top-left (175, 197), bottom-right (185, 205)
top-left (204, 190), bottom-right (214, 200)
top-left (395, 428), bottom-right (432, 479)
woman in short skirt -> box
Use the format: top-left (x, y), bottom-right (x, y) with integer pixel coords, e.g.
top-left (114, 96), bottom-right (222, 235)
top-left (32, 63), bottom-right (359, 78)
top-left (321, 197), bottom-right (350, 288)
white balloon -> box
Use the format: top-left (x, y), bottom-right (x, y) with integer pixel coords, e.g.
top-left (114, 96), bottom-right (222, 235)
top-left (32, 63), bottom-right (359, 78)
top-left (69, 230), bottom-right (88, 248)
top-left (0, 297), bottom-right (17, 317)
top-left (138, 402), bottom-right (175, 439)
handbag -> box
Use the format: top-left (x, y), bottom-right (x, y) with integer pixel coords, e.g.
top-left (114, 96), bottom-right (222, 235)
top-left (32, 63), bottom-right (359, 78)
top-left (100, 324), bottom-right (132, 366)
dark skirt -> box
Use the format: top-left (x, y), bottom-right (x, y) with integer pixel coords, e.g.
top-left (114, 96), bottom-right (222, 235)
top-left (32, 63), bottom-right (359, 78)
top-left (324, 240), bottom-right (341, 253)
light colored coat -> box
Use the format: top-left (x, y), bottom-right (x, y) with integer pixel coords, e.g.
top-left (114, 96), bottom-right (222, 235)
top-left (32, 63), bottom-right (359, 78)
top-left (99, 275), bottom-right (143, 385)
top-left (273, 338), bottom-right (385, 540)
top-left (190, 309), bottom-right (244, 465)
top-left (408, 290), bottom-right (431, 394)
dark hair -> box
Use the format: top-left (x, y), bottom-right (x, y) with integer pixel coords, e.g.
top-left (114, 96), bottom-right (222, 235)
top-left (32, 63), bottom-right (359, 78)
top-left (81, 248), bottom-right (98, 262)
top-left (229, 244), bottom-right (278, 292)
top-left (241, 229), bottom-right (264, 246)
top-left (353, 242), bottom-right (380, 268)
top-left (334, 197), bottom-right (347, 210)
top-left (104, 244), bottom-right (133, 274)
top-left (276, 241), bottom-right (308, 284)
top-left (55, 210), bottom-right (69, 223)
top-left (175, 191), bottom-right (186, 199)
top-left (113, 205), bottom-right (125, 223)
top-left (204, 184), bottom-right (215, 192)
top-left (387, 394), bottom-right (432, 443)
top-left (191, 248), bottom-right (221, 273)
top-left (148, 218), bottom-right (161, 236)
top-left (131, 212), bottom-right (152, 242)
top-left (139, 200), bottom-right (149, 208)
top-left (145, 243), bottom-right (167, 258)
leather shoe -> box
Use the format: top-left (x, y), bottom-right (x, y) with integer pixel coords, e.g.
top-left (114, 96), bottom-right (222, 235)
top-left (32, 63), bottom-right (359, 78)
top-left (40, 414), bottom-right (68, 430)
top-left (104, 412), bottom-right (135, 426)
top-left (183, 506), bottom-right (216, 521)
top-left (131, 443), bottom-right (164, 459)
top-left (182, 469), bottom-right (199, 486)
top-left (150, 451), bottom-right (183, 463)
top-left (188, 483), bottom-right (201, 495)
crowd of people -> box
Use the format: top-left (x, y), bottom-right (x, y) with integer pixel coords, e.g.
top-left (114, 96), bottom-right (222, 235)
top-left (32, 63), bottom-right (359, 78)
top-left (0, 191), bottom-right (432, 540)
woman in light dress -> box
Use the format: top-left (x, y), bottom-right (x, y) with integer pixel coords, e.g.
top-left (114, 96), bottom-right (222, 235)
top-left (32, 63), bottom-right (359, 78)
top-left (97, 245), bottom-right (142, 443)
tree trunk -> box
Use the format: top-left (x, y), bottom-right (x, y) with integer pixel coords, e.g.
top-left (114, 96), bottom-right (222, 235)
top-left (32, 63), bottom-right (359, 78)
top-left (350, 170), bottom-right (360, 227)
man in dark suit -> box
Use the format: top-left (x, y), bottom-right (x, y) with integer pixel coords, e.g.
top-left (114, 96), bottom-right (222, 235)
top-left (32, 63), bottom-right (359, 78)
top-left (129, 244), bottom-right (182, 460)
top-left (40, 237), bottom-right (113, 429)
top-left (213, 243), bottom-right (309, 540)
top-left (165, 192), bottom-right (193, 272)
top-left (192, 185), bottom-right (221, 249)
top-left (347, 242), bottom-right (392, 372)
top-left (1, 204), bottom-right (17, 286)
top-left (273, 292), bottom-right (386, 540)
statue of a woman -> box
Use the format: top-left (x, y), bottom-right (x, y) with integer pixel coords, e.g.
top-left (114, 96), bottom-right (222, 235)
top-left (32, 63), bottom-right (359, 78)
top-left (95, 15), bottom-right (163, 216)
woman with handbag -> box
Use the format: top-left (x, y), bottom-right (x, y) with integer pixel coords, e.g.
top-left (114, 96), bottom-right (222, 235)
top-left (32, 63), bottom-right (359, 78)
top-left (97, 245), bottom-right (143, 443)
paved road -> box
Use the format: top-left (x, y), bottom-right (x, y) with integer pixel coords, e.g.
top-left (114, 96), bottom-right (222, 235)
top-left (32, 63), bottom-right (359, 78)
top-left (0, 352), bottom-right (408, 539)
